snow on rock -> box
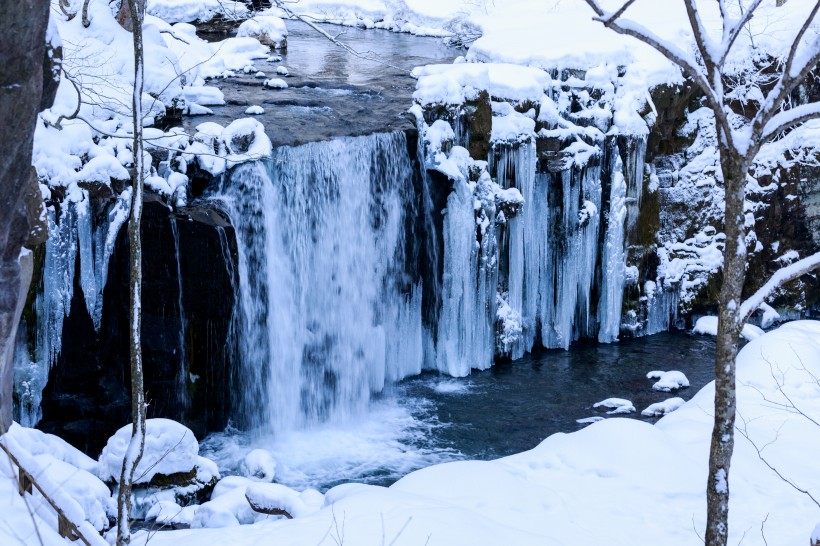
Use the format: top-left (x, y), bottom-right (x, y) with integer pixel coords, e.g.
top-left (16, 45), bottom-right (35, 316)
top-left (693, 316), bottom-right (719, 336)
top-left (412, 63), bottom-right (551, 106)
top-left (146, 500), bottom-right (186, 524)
top-left (6, 422), bottom-right (97, 473)
top-left (592, 398), bottom-right (635, 415)
top-left (30, 454), bottom-right (115, 531)
top-left (263, 78), bottom-right (288, 89)
top-left (641, 397), bottom-right (685, 417)
top-left (647, 370), bottom-right (689, 392)
top-left (576, 416), bottom-right (605, 425)
top-left (98, 418), bottom-right (202, 484)
top-left (276, 65), bottom-right (290, 76)
top-left (237, 16), bottom-right (288, 49)
top-left (182, 85), bottom-right (225, 106)
top-left (240, 449), bottom-right (277, 482)
top-left (147, 0), bottom-right (248, 23)
top-left (693, 315), bottom-right (765, 341)
top-left (222, 118), bottom-right (273, 167)
top-left (245, 483), bottom-right (324, 518)
top-left (245, 105), bottom-right (265, 115)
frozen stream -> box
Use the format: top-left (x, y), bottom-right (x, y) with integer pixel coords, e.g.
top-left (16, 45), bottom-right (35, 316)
top-left (201, 331), bottom-right (716, 491)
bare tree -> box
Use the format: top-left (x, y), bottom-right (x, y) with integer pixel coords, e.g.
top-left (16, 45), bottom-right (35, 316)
top-left (581, 1), bottom-right (820, 544)
top-left (116, 0), bottom-right (147, 544)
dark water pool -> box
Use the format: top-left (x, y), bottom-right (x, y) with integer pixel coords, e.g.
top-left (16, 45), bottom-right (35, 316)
top-left (394, 331), bottom-right (717, 462)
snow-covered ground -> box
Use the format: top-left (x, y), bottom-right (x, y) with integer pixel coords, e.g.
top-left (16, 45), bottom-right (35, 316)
top-left (6, 321), bottom-right (817, 545)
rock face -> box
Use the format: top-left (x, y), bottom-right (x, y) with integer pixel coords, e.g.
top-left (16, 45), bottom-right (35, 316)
top-left (34, 194), bottom-right (238, 455)
top-left (0, 0), bottom-right (54, 432)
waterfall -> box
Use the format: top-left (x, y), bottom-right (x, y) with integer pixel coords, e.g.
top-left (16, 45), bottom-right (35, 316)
top-left (215, 131), bottom-right (430, 432)
top-left (170, 218), bottom-right (190, 411)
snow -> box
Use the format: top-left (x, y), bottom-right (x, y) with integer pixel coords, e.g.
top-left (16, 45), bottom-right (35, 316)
top-left (263, 78), bottom-right (288, 89)
top-left (240, 449), bottom-right (276, 482)
top-left (648, 370), bottom-right (690, 392)
top-left (693, 316), bottom-right (767, 341)
top-left (641, 397), bottom-right (685, 417)
top-left (237, 16), bottom-right (288, 49)
top-left (244, 105), bottom-right (265, 115)
top-left (147, 0), bottom-right (248, 24)
top-left (98, 418), bottom-right (203, 484)
top-left (132, 321), bottom-right (820, 546)
top-left (593, 398), bottom-right (636, 415)
top-left (412, 63), bottom-right (552, 106)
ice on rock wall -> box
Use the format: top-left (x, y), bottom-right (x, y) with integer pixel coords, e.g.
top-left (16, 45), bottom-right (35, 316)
top-left (14, 186), bottom-right (131, 426)
top-left (598, 151), bottom-right (627, 343)
top-left (216, 132), bottom-right (430, 431)
top-left (491, 141), bottom-right (537, 359)
top-left (435, 164), bottom-right (499, 376)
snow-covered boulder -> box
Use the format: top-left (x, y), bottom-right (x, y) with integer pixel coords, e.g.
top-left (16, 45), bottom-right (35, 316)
top-left (593, 398), bottom-right (635, 415)
top-left (263, 78), bottom-right (288, 89)
top-left (240, 449), bottom-right (276, 482)
top-left (245, 105), bottom-right (265, 115)
top-left (641, 397), bottom-right (685, 417)
top-left (693, 315), bottom-right (764, 341)
top-left (245, 483), bottom-right (324, 518)
top-left (98, 419), bottom-right (202, 484)
top-left (647, 370), bottom-right (689, 392)
top-left (237, 16), bottom-right (288, 49)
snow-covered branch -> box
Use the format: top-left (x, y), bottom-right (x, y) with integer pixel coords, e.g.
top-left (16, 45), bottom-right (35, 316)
top-left (738, 252), bottom-right (820, 324)
top-left (583, 0), bottom-right (717, 107)
top-left (716, 0), bottom-right (765, 69)
top-left (760, 102), bottom-right (820, 143)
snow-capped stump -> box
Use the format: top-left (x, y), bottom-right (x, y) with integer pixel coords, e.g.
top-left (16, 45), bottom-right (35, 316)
top-left (240, 449), bottom-right (276, 482)
top-left (263, 78), bottom-right (288, 89)
top-left (237, 15), bottom-right (288, 49)
top-left (647, 370), bottom-right (690, 392)
top-left (641, 397), bottom-right (685, 417)
top-left (593, 398), bottom-right (635, 415)
top-left (276, 65), bottom-right (290, 76)
top-left (245, 483), bottom-right (324, 519)
top-left (244, 105), bottom-right (265, 115)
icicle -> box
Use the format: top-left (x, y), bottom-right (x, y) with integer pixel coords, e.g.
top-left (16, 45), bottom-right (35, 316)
top-left (598, 153), bottom-right (627, 343)
top-left (491, 140), bottom-right (537, 359)
top-left (90, 188), bottom-right (131, 330)
top-left (434, 167), bottom-right (497, 376)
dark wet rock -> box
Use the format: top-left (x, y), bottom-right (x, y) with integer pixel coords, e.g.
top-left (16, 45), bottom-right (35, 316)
top-left (37, 194), bottom-right (238, 455)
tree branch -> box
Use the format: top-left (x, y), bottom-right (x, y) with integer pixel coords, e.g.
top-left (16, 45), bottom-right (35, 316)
top-left (760, 101), bottom-right (820, 142)
top-left (716, 0), bottom-right (765, 69)
top-left (738, 251), bottom-right (820, 324)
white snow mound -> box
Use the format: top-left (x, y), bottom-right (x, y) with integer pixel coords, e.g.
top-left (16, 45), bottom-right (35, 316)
top-left (593, 398), bottom-right (635, 415)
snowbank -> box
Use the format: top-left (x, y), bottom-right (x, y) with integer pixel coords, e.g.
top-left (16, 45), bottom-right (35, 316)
top-left (140, 321), bottom-right (820, 546)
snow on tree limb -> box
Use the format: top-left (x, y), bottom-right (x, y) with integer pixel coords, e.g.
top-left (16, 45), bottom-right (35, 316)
top-left (760, 102), bottom-right (820, 143)
top-left (739, 252), bottom-right (820, 324)
top-left (716, 0), bottom-right (765, 69)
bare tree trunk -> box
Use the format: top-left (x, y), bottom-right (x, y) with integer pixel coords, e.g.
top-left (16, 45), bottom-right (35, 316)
top-left (116, 0), bottom-right (146, 543)
top-left (705, 149), bottom-right (748, 546)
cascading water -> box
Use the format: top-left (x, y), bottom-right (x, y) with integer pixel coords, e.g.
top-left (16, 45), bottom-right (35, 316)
top-left (215, 131), bottom-right (431, 433)
top-left (170, 218), bottom-right (190, 411)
